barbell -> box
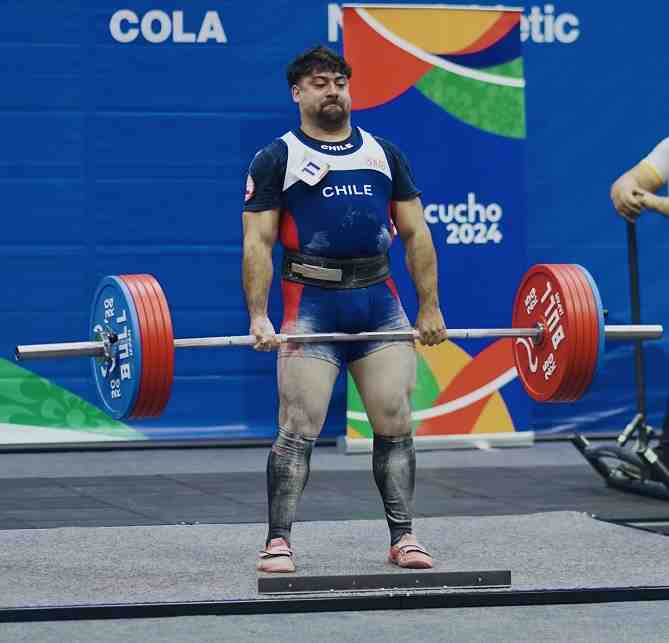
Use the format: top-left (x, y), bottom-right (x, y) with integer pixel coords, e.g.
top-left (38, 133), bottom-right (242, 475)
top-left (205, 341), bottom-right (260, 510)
top-left (14, 264), bottom-right (663, 420)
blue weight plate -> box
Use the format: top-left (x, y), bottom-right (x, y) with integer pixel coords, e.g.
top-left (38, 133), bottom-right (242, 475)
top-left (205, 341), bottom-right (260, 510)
top-left (90, 276), bottom-right (143, 420)
top-left (575, 265), bottom-right (605, 378)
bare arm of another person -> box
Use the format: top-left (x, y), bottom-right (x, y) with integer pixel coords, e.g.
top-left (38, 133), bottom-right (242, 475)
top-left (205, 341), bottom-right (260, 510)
top-left (242, 209), bottom-right (281, 350)
top-left (392, 197), bottom-right (447, 346)
top-left (611, 138), bottom-right (669, 221)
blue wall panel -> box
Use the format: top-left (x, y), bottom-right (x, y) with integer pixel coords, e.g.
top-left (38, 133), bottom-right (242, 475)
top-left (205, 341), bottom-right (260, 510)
top-left (2, 1), bottom-right (669, 441)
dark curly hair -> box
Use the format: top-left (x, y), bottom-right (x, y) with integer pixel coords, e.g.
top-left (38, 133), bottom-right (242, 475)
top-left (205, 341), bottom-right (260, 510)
top-left (286, 45), bottom-right (352, 87)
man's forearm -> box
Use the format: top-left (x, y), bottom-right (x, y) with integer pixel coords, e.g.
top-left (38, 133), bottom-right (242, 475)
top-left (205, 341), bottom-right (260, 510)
top-left (243, 240), bottom-right (274, 317)
top-left (404, 227), bottom-right (440, 309)
top-left (646, 195), bottom-right (669, 217)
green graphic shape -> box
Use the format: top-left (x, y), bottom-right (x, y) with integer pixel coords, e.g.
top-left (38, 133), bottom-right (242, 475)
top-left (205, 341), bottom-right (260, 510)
top-left (481, 57), bottom-right (524, 80)
top-left (415, 65), bottom-right (526, 139)
top-left (347, 352), bottom-right (441, 437)
top-left (0, 358), bottom-right (144, 439)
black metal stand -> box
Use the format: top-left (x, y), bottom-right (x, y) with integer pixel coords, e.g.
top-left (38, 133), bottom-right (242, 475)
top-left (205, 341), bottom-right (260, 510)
top-left (572, 222), bottom-right (669, 499)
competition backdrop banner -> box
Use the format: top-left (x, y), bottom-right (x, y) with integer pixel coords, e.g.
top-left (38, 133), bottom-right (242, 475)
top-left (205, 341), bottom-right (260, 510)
top-left (2, 2), bottom-right (668, 445)
top-left (342, 5), bottom-right (531, 440)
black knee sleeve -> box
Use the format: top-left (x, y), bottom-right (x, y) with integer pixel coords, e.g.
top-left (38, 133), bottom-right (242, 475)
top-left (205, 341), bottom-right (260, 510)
top-left (373, 433), bottom-right (415, 545)
top-left (266, 428), bottom-right (316, 546)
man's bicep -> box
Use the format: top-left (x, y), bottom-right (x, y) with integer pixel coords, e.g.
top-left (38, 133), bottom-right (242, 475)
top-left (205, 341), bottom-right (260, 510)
top-left (242, 209), bottom-right (280, 247)
top-left (392, 197), bottom-right (428, 240)
top-left (620, 159), bottom-right (664, 192)
top-left (637, 137), bottom-right (669, 190)
top-left (243, 142), bottom-right (286, 211)
top-left (376, 137), bottom-right (422, 201)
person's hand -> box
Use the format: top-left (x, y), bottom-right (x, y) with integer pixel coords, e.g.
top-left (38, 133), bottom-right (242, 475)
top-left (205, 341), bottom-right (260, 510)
top-left (415, 306), bottom-right (448, 346)
top-left (249, 315), bottom-right (281, 351)
top-left (632, 188), bottom-right (662, 213)
top-left (611, 178), bottom-right (643, 222)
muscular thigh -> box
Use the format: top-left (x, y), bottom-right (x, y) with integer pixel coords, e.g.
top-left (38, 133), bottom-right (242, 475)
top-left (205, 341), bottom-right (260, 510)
top-left (348, 344), bottom-right (416, 437)
top-left (278, 355), bottom-right (340, 439)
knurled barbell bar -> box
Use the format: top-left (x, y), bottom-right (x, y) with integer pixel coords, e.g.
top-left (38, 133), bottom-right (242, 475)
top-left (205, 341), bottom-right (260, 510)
top-left (14, 265), bottom-right (664, 420)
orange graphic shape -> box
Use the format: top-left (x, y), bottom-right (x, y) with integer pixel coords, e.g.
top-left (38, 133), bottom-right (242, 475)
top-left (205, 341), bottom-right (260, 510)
top-left (343, 8), bottom-right (432, 110)
top-left (452, 13), bottom-right (520, 55)
top-left (470, 389), bottom-right (515, 434)
top-left (416, 338), bottom-right (515, 436)
top-left (416, 341), bottom-right (471, 391)
top-left (364, 8), bottom-right (503, 54)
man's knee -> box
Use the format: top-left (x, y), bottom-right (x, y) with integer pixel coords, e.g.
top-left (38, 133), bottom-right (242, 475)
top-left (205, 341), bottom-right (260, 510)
top-left (374, 394), bottom-right (413, 437)
top-left (279, 390), bottom-right (328, 438)
top-left (280, 407), bottom-right (325, 437)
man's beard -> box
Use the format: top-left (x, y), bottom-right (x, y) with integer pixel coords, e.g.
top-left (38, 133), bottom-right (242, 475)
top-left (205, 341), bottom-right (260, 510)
top-left (314, 101), bottom-right (349, 131)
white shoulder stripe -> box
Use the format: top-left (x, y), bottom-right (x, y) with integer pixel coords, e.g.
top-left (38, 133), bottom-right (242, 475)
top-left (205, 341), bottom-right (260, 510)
top-left (281, 131), bottom-right (305, 191)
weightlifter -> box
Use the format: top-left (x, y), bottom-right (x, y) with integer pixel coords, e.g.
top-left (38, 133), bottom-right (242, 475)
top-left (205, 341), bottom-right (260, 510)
top-left (241, 46), bottom-right (448, 573)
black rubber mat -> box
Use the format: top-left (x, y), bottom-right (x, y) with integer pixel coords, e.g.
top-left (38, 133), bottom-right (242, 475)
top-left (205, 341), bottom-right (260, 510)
top-left (1, 465), bottom-right (667, 529)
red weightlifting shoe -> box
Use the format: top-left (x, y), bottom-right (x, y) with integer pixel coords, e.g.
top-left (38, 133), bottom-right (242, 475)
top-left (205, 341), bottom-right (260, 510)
top-left (257, 537), bottom-right (296, 573)
top-left (388, 534), bottom-right (433, 569)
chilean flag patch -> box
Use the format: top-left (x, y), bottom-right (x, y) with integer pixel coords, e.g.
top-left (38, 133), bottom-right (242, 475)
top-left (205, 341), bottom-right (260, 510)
top-left (244, 174), bottom-right (255, 202)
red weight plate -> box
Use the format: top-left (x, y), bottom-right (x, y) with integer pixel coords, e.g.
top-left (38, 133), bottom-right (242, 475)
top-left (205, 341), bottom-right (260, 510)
top-left (580, 267), bottom-right (605, 394)
top-left (128, 276), bottom-right (166, 418)
top-left (567, 266), bottom-right (600, 399)
top-left (567, 265), bottom-right (599, 401)
top-left (556, 266), bottom-right (593, 402)
top-left (120, 275), bottom-right (161, 419)
top-left (512, 264), bottom-right (576, 402)
top-left (134, 275), bottom-right (170, 418)
top-left (117, 275), bottom-right (150, 418)
top-left (141, 275), bottom-right (174, 416)
top-left (556, 264), bottom-right (591, 402)
top-left (137, 275), bottom-right (174, 417)
top-left (545, 266), bottom-right (582, 402)
top-left (119, 276), bottom-right (151, 419)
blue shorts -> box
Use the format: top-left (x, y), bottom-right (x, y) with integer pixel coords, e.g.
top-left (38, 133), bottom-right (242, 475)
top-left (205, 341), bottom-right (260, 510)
top-left (279, 277), bottom-right (413, 367)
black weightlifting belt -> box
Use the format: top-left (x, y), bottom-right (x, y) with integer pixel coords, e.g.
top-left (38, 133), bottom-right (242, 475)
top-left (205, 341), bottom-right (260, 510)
top-left (281, 251), bottom-right (390, 289)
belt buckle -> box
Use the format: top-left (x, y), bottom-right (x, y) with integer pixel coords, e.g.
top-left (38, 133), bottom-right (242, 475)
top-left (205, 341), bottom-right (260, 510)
top-left (291, 262), bottom-right (343, 283)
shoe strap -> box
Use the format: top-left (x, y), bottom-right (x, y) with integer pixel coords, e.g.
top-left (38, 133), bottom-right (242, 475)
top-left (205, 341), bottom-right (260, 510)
top-left (396, 543), bottom-right (431, 557)
top-left (259, 545), bottom-right (293, 559)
